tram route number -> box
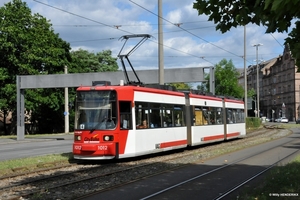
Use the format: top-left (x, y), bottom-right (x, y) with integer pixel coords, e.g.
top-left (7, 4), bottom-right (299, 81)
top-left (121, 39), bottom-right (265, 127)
top-left (98, 145), bottom-right (108, 151)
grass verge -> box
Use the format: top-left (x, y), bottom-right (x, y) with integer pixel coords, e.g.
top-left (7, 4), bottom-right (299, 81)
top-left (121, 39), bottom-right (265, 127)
top-left (0, 153), bottom-right (73, 177)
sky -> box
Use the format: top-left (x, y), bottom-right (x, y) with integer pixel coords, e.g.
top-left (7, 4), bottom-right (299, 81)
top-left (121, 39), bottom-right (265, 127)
top-left (0, 0), bottom-right (292, 73)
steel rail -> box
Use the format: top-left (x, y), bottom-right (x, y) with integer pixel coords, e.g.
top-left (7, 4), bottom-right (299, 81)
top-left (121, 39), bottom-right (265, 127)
top-left (140, 138), bottom-right (298, 200)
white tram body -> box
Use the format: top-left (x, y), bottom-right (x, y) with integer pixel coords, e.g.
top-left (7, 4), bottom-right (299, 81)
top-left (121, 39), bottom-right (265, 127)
top-left (224, 98), bottom-right (246, 139)
top-left (73, 85), bottom-right (245, 160)
top-left (122, 90), bottom-right (187, 158)
top-left (189, 94), bottom-right (225, 146)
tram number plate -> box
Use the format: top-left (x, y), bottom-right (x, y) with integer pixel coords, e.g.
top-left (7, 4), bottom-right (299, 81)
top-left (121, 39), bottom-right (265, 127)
top-left (98, 146), bottom-right (108, 151)
top-left (74, 145), bottom-right (81, 150)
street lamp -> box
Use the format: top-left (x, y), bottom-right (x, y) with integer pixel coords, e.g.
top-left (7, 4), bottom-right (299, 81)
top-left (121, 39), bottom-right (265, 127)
top-left (253, 43), bottom-right (263, 118)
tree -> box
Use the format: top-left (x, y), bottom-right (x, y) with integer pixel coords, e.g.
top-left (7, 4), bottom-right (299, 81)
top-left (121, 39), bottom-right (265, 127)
top-left (67, 49), bottom-right (119, 132)
top-left (0, 0), bottom-right (120, 134)
top-left (0, 0), bottom-right (72, 134)
top-left (203, 59), bottom-right (244, 98)
top-left (69, 49), bottom-right (119, 73)
top-left (196, 83), bottom-right (207, 93)
top-left (168, 82), bottom-right (192, 90)
top-left (248, 88), bottom-right (256, 98)
top-left (193, 0), bottom-right (300, 68)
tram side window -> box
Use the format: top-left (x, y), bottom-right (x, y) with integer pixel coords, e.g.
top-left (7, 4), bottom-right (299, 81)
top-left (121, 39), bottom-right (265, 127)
top-left (135, 102), bottom-right (185, 128)
top-left (202, 107), bottom-right (215, 125)
top-left (174, 106), bottom-right (184, 126)
top-left (227, 109), bottom-right (235, 124)
top-left (135, 102), bottom-right (149, 129)
top-left (119, 101), bottom-right (132, 129)
top-left (232, 109), bottom-right (245, 123)
top-left (160, 104), bottom-right (184, 127)
top-left (203, 107), bottom-right (210, 125)
top-left (227, 109), bottom-right (245, 124)
top-left (236, 109), bottom-right (241, 123)
top-left (241, 110), bottom-right (245, 123)
top-left (161, 104), bottom-right (173, 127)
top-left (216, 108), bottom-right (223, 124)
top-left (194, 107), bottom-right (204, 125)
top-left (149, 103), bottom-right (160, 128)
top-left (238, 109), bottom-right (245, 123)
top-left (208, 107), bottom-right (216, 124)
top-left (194, 106), bottom-right (222, 125)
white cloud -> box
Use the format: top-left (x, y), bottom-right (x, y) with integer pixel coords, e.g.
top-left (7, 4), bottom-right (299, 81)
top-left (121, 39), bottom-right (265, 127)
top-left (0, 0), bottom-right (289, 71)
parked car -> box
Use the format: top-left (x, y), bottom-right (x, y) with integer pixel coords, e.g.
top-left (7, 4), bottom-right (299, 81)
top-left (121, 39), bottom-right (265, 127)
top-left (278, 117), bottom-right (289, 123)
top-left (296, 118), bottom-right (300, 124)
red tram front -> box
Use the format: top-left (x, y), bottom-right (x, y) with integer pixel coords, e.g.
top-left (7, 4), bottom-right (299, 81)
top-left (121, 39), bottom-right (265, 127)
top-left (73, 85), bottom-right (132, 159)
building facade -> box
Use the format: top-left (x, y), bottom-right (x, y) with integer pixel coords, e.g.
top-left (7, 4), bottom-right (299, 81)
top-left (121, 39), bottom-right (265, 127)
top-left (242, 45), bottom-right (300, 121)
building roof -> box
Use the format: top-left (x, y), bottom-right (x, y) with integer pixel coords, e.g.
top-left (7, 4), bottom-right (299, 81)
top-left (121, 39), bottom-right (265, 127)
top-left (261, 57), bottom-right (278, 76)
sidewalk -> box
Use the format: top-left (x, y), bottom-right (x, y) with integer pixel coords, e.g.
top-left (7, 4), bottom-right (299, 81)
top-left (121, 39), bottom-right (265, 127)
top-left (0, 133), bottom-right (74, 144)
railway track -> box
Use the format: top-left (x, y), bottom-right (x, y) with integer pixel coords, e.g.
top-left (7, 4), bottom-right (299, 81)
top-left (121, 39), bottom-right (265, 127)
top-left (0, 127), bottom-right (291, 200)
top-left (139, 139), bottom-right (300, 200)
top-left (0, 150), bottom-right (200, 200)
top-left (215, 149), bottom-right (299, 200)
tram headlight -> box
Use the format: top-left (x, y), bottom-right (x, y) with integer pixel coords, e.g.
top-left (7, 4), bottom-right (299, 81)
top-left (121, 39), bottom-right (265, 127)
top-left (75, 135), bottom-right (81, 141)
top-left (104, 136), bottom-right (109, 141)
top-left (103, 135), bottom-right (114, 141)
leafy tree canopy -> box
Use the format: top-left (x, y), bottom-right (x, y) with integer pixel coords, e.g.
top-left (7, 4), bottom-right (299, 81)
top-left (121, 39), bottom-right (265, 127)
top-left (0, 0), bottom-right (73, 134)
top-left (248, 88), bottom-right (256, 99)
top-left (204, 59), bottom-right (244, 98)
top-left (0, 0), bottom-right (71, 112)
top-left (168, 82), bottom-right (192, 90)
top-left (69, 49), bottom-right (119, 73)
top-left (193, 0), bottom-right (300, 68)
top-left (0, 0), bottom-right (119, 134)
top-left (196, 83), bottom-right (207, 93)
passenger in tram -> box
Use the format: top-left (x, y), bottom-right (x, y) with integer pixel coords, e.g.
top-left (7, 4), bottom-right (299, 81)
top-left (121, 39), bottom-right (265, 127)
top-left (227, 118), bottom-right (233, 124)
top-left (137, 119), bottom-right (148, 129)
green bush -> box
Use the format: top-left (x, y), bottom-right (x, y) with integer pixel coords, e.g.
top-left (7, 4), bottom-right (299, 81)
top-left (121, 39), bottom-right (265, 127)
top-left (246, 117), bottom-right (261, 129)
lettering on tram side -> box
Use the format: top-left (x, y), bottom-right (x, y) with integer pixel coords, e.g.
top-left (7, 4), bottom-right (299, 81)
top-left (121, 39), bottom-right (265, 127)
top-left (84, 136), bottom-right (100, 143)
top-left (84, 137), bottom-right (99, 141)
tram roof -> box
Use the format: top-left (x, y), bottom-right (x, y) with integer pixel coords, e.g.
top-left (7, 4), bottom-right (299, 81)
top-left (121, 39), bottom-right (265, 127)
top-left (76, 83), bottom-right (244, 103)
top-left (76, 84), bottom-right (185, 96)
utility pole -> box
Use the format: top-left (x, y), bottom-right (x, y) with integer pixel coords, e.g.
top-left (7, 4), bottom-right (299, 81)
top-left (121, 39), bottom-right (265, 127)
top-left (253, 43), bottom-right (263, 118)
top-left (64, 66), bottom-right (69, 133)
top-left (158, 0), bottom-right (164, 85)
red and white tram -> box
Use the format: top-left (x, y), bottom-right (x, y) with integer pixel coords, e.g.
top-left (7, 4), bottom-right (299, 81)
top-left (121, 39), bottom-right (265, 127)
top-left (73, 83), bottom-right (246, 160)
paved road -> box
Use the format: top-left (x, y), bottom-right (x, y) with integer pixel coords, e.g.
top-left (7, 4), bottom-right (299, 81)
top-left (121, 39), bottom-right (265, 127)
top-left (0, 134), bottom-right (73, 161)
top-left (84, 128), bottom-right (300, 200)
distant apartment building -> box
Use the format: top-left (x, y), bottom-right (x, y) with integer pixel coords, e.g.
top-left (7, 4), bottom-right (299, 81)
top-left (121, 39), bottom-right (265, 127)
top-left (239, 45), bottom-right (300, 121)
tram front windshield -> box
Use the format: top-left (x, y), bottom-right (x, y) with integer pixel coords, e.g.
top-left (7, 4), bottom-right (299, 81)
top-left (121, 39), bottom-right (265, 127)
top-left (75, 90), bottom-right (117, 130)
